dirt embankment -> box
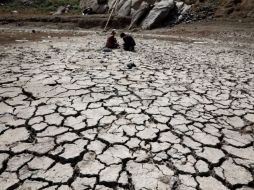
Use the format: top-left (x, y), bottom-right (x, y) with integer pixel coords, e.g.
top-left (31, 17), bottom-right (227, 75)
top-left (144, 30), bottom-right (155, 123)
top-left (216, 0), bottom-right (254, 18)
top-left (184, 0), bottom-right (254, 19)
top-left (0, 14), bottom-right (131, 29)
top-left (1, 0), bottom-right (254, 31)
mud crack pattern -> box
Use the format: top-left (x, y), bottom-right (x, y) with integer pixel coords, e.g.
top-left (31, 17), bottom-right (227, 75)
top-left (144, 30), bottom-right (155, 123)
top-left (0, 34), bottom-right (254, 190)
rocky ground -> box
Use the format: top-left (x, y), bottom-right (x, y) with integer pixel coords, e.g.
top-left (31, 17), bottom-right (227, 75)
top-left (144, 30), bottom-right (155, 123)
top-left (0, 28), bottom-right (254, 190)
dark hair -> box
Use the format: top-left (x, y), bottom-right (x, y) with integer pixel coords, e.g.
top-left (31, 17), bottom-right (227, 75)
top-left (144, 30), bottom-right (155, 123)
top-left (120, 33), bottom-right (126, 38)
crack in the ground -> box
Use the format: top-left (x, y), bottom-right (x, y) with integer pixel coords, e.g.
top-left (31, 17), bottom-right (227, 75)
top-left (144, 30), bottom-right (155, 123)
top-left (0, 34), bottom-right (253, 190)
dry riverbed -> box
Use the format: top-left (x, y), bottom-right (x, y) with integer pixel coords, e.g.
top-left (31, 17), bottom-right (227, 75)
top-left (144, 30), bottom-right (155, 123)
top-left (0, 28), bottom-right (254, 190)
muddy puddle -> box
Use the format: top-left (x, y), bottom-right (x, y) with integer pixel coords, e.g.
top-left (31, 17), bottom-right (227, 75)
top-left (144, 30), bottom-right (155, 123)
top-left (0, 29), bottom-right (89, 45)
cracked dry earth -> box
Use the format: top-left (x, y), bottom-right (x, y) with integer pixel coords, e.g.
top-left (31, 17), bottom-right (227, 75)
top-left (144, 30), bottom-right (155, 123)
top-left (0, 33), bottom-right (254, 190)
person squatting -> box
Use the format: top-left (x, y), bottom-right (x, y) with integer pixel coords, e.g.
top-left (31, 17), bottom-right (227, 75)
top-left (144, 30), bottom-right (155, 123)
top-left (106, 30), bottom-right (136, 51)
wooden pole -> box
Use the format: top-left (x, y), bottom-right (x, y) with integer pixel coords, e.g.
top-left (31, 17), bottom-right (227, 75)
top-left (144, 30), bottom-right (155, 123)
top-left (104, 0), bottom-right (119, 31)
top-left (114, 0), bottom-right (120, 14)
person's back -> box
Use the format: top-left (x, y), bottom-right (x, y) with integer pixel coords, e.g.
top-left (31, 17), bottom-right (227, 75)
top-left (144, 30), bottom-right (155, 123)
top-left (120, 33), bottom-right (136, 51)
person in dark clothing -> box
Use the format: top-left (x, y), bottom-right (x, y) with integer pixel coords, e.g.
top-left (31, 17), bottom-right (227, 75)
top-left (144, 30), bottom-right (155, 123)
top-left (106, 30), bottom-right (119, 49)
top-left (120, 33), bottom-right (136, 51)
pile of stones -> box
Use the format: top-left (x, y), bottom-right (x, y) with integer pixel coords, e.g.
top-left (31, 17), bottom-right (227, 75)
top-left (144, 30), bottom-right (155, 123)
top-left (80, 0), bottom-right (191, 29)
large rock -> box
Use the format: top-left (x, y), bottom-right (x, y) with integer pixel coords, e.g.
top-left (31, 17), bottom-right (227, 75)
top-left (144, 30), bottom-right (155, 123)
top-left (108, 0), bottom-right (125, 13)
top-left (108, 0), bottom-right (116, 10)
top-left (167, 1), bottom-right (191, 23)
top-left (131, 0), bottom-right (144, 10)
top-left (129, 2), bottom-right (151, 29)
top-left (53, 5), bottom-right (70, 15)
top-left (117, 0), bottom-right (132, 16)
top-left (141, 0), bottom-right (175, 29)
top-left (80, 0), bottom-right (109, 14)
top-left (110, 0), bottom-right (155, 13)
top-left (116, 0), bottom-right (126, 9)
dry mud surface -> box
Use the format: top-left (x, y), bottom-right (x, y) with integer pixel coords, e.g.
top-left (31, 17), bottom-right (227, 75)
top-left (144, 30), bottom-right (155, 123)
top-left (0, 31), bottom-right (254, 190)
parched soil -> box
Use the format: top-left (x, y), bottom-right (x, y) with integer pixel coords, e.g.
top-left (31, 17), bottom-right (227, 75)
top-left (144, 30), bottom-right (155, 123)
top-left (0, 22), bottom-right (254, 190)
top-left (0, 13), bottom-right (253, 190)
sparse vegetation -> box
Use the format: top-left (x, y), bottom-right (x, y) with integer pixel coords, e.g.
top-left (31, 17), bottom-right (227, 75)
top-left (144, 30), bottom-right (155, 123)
top-left (0, 0), bottom-right (80, 13)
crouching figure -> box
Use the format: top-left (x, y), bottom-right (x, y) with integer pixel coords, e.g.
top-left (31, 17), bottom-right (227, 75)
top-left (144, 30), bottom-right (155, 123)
top-left (106, 30), bottom-right (119, 49)
top-left (120, 33), bottom-right (136, 51)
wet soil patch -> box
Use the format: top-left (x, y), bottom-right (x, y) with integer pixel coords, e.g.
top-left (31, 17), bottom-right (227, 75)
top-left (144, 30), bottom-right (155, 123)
top-left (0, 29), bottom-right (88, 45)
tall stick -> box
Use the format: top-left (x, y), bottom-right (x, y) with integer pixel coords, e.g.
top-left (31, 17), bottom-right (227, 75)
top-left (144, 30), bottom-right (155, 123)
top-left (114, 0), bottom-right (120, 14)
top-left (104, 0), bottom-right (119, 31)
